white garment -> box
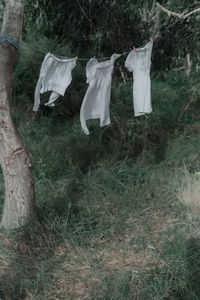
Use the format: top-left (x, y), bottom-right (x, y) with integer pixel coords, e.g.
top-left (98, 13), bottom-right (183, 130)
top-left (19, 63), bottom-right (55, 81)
top-left (125, 41), bottom-right (153, 117)
top-left (33, 53), bottom-right (76, 111)
top-left (80, 53), bottom-right (121, 135)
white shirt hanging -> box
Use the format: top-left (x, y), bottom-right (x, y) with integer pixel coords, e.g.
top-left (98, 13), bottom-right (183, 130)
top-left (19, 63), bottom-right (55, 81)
top-left (125, 41), bottom-right (153, 117)
top-left (80, 53), bottom-right (121, 135)
top-left (33, 53), bottom-right (76, 111)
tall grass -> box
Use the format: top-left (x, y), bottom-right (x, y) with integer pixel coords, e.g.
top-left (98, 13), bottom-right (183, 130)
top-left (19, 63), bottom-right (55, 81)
top-left (1, 58), bottom-right (200, 299)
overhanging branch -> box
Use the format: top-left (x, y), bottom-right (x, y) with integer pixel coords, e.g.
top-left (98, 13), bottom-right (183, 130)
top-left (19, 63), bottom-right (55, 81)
top-left (156, 2), bottom-right (200, 19)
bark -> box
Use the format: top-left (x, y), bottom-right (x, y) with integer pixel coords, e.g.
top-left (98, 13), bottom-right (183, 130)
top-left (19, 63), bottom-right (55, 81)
top-left (0, 0), bottom-right (36, 229)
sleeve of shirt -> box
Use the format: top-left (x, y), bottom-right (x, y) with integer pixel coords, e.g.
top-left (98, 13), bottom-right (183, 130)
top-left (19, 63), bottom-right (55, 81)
top-left (125, 51), bottom-right (134, 72)
top-left (33, 53), bottom-right (51, 111)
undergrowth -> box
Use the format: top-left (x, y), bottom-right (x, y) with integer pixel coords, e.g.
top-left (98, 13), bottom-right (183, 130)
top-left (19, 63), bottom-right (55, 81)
top-left (1, 56), bottom-right (200, 299)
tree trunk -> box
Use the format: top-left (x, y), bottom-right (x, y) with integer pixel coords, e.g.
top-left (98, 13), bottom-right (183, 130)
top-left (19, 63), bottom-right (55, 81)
top-left (0, 0), bottom-right (36, 229)
top-left (185, 53), bottom-right (192, 77)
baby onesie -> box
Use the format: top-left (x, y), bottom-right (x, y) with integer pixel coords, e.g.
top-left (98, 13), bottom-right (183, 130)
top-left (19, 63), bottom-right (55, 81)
top-left (125, 41), bottom-right (153, 117)
top-left (33, 53), bottom-right (76, 111)
top-left (80, 53), bottom-right (121, 135)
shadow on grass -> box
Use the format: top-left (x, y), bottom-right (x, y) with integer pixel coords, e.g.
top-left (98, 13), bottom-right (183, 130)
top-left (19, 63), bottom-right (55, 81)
top-left (0, 172), bottom-right (95, 299)
top-left (0, 217), bottom-right (61, 299)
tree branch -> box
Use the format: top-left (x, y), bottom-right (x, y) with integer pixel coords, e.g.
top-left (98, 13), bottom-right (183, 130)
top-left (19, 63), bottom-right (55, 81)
top-left (184, 8), bottom-right (200, 19)
top-left (156, 2), bottom-right (200, 19)
top-left (76, 0), bottom-right (91, 22)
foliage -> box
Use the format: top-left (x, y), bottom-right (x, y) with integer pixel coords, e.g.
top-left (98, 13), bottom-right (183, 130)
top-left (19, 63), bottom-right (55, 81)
top-left (23, 0), bottom-right (200, 65)
top-left (153, 15), bottom-right (200, 71)
top-left (24, 0), bottom-right (146, 55)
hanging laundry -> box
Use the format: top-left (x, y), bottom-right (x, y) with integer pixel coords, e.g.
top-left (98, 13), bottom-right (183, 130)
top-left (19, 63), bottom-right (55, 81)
top-left (33, 53), bottom-right (76, 111)
top-left (80, 53), bottom-right (121, 135)
top-left (125, 41), bottom-right (153, 117)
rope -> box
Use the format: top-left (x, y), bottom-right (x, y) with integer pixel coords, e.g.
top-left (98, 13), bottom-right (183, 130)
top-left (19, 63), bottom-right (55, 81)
top-left (77, 16), bottom-right (184, 60)
top-left (153, 13), bottom-right (185, 42)
top-left (0, 35), bottom-right (20, 52)
top-left (22, 42), bottom-right (132, 61)
top-left (0, 15), bottom-right (185, 61)
top-left (76, 50), bottom-right (131, 61)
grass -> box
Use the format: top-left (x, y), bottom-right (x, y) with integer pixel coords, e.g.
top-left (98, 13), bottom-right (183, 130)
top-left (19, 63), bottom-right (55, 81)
top-left (1, 71), bottom-right (200, 299)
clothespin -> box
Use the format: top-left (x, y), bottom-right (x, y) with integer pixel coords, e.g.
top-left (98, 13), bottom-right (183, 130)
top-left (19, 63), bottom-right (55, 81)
top-left (129, 47), bottom-right (136, 52)
top-left (150, 37), bottom-right (153, 43)
top-left (75, 56), bottom-right (78, 61)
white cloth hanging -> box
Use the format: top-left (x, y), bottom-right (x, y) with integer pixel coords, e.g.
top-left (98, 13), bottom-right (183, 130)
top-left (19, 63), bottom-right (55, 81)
top-left (33, 53), bottom-right (76, 111)
top-left (80, 53), bottom-right (121, 135)
top-left (125, 41), bottom-right (153, 117)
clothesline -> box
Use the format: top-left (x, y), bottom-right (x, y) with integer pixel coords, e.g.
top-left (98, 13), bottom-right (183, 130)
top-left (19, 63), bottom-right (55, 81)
top-left (0, 13), bottom-right (184, 61)
top-left (33, 41), bottom-right (153, 135)
top-left (0, 35), bottom-right (20, 51)
top-left (31, 12), bottom-right (186, 134)
top-left (23, 13), bottom-right (185, 61)
top-left (0, 14), bottom-right (192, 136)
